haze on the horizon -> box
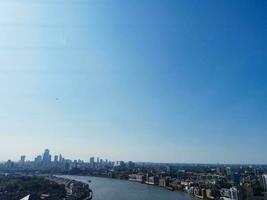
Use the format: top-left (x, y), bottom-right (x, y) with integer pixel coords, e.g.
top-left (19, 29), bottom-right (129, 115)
top-left (0, 0), bottom-right (266, 164)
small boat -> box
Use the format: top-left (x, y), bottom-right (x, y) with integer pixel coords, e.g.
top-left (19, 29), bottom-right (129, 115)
top-left (88, 180), bottom-right (92, 183)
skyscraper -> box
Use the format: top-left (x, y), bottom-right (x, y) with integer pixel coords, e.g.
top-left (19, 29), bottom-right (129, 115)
top-left (20, 155), bottom-right (26, 163)
top-left (42, 149), bottom-right (51, 164)
top-left (54, 155), bottom-right (59, 163)
top-left (90, 157), bottom-right (94, 168)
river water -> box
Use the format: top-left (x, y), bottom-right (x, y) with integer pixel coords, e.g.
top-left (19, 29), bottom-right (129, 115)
top-left (60, 175), bottom-right (193, 200)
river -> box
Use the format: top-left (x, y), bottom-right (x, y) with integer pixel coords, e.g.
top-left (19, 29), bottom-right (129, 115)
top-left (59, 175), bottom-right (193, 200)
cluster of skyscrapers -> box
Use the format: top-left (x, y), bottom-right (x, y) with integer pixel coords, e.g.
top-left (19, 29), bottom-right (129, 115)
top-left (20, 149), bottom-right (66, 166)
top-left (16, 149), bottom-right (119, 170)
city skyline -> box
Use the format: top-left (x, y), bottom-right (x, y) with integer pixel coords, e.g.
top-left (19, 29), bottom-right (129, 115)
top-left (1, 147), bottom-right (267, 200)
top-left (1, 148), bottom-right (267, 166)
top-left (0, 0), bottom-right (266, 164)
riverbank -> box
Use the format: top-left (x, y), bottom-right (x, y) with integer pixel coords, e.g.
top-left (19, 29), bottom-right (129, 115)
top-left (61, 174), bottom-right (193, 197)
top-left (59, 175), bottom-right (194, 200)
top-left (48, 176), bottom-right (92, 200)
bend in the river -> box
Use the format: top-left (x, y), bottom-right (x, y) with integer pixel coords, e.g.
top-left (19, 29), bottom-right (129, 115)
top-left (60, 175), bottom-right (194, 200)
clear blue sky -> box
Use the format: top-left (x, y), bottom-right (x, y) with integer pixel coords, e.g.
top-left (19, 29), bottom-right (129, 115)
top-left (0, 0), bottom-right (266, 164)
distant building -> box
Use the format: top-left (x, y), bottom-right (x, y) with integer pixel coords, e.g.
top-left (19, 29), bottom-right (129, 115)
top-left (113, 161), bottom-right (125, 168)
top-left (54, 155), bottom-right (59, 162)
top-left (34, 155), bottom-right (42, 163)
top-left (127, 161), bottom-right (135, 169)
top-left (176, 170), bottom-right (186, 180)
top-left (20, 155), bottom-right (26, 163)
top-left (5, 160), bottom-right (14, 168)
top-left (73, 160), bottom-right (78, 168)
top-left (229, 172), bottom-right (241, 183)
top-left (89, 157), bottom-right (94, 167)
top-left (226, 167), bottom-right (231, 176)
top-left (216, 167), bottom-right (221, 174)
top-left (43, 149), bottom-right (51, 164)
top-left (65, 162), bottom-right (71, 171)
top-left (165, 165), bottom-right (171, 172)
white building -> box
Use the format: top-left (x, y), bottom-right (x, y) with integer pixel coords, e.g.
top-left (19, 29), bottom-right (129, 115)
top-left (230, 187), bottom-right (239, 200)
top-left (262, 174), bottom-right (267, 191)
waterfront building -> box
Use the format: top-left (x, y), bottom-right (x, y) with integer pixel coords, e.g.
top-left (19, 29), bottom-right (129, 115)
top-left (128, 173), bottom-right (146, 183)
top-left (146, 176), bottom-right (159, 185)
top-left (159, 177), bottom-right (170, 187)
top-left (64, 180), bottom-right (92, 199)
top-left (193, 188), bottom-right (207, 199)
top-left (169, 180), bottom-right (183, 190)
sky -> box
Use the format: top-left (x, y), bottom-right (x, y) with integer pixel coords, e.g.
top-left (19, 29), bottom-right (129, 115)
top-left (0, 0), bottom-right (266, 164)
